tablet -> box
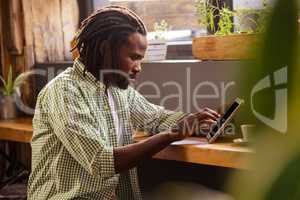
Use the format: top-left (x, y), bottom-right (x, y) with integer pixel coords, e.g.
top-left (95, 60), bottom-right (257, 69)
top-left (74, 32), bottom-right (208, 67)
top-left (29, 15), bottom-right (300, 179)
top-left (206, 98), bottom-right (244, 143)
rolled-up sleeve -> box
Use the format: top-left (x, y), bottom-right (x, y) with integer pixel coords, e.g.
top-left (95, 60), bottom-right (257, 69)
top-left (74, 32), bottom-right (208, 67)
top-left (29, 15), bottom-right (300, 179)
top-left (127, 87), bottom-right (186, 134)
top-left (44, 80), bottom-right (115, 178)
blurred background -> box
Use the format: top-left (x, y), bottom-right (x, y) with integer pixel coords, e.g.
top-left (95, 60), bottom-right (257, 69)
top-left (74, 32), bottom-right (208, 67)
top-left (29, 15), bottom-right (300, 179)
top-left (0, 0), bottom-right (299, 199)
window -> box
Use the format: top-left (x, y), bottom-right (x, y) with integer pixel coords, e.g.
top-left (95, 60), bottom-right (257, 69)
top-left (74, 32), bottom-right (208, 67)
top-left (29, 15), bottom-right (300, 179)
top-left (93, 0), bottom-right (201, 42)
top-left (92, 0), bottom-right (232, 59)
top-left (95, 0), bottom-right (199, 32)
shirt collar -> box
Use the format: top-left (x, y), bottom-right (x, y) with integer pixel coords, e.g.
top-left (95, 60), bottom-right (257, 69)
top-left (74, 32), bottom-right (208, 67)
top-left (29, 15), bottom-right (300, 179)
top-left (73, 58), bottom-right (106, 90)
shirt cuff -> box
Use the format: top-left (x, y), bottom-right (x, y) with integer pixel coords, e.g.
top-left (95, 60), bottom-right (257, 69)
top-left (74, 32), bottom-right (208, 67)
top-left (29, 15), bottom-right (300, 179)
top-left (91, 146), bottom-right (116, 178)
top-left (158, 111), bottom-right (186, 133)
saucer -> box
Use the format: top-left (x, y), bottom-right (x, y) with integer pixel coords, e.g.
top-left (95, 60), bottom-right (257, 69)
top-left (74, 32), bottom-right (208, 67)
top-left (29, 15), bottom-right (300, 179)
top-left (233, 138), bottom-right (249, 145)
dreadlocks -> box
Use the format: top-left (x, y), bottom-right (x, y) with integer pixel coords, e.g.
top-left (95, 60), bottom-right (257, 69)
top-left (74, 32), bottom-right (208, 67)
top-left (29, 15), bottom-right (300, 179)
top-left (72, 5), bottom-right (147, 89)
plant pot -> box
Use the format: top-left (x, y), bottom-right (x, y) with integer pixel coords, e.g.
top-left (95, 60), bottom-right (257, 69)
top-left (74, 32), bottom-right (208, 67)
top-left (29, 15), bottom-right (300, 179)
top-left (143, 40), bottom-right (167, 62)
top-left (192, 33), bottom-right (258, 60)
top-left (0, 95), bottom-right (18, 119)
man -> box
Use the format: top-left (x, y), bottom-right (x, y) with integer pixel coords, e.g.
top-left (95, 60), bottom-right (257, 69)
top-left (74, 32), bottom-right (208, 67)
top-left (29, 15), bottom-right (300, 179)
top-left (27, 6), bottom-right (220, 200)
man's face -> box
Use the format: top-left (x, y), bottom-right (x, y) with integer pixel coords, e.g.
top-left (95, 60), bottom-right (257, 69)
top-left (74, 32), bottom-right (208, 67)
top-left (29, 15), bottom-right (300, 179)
top-left (118, 32), bottom-right (147, 85)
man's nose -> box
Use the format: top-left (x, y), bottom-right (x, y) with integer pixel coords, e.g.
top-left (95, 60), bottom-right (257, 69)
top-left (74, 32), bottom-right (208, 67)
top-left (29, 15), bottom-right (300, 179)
top-left (133, 62), bottom-right (142, 73)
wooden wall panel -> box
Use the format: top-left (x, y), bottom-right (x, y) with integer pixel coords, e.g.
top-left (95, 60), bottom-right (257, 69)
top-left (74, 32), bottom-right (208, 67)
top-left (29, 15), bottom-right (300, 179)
top-left (61, 0), bottom-right (79, 60)
top-left (31, 0), bottom-right (65, 62)
top-left (0, 0), bottom-right (12, 80)
top-left (0, 0), bottom-right (5, 77)
top-left (111, 0), bottom-right (199, 31)
top-left (25, 0), bottom-right (79, 62)
top-left (8, 0), bottom-right (24, 55)
top-left (22, 0), bottom-right (35, 69)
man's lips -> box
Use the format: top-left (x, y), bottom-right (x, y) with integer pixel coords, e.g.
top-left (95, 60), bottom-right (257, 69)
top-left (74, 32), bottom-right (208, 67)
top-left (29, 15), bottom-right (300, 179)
top-left (129, 74), bottom-right (137, 80)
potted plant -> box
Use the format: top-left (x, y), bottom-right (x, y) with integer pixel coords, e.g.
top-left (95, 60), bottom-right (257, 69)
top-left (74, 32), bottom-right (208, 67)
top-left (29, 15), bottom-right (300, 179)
top-left (192, 0), bottom-right (271, 60)
top-left (0, 65), bottom-right (33, 119)
top-left (144, 20), bottom-right (171, 62)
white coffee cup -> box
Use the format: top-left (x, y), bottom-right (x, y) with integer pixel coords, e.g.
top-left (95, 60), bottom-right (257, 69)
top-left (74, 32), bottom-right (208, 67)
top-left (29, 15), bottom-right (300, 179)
top-left (240, 124), bottom-right (256, 142)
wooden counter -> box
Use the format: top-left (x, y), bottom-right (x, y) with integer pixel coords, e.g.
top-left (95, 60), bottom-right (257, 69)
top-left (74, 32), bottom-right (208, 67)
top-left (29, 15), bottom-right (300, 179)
top-left (0, 117), bottom-right (33, 143)
top-left (135, 136), bottom-right (252, 169)
top-left (0, 117), bottom-right (253, 169)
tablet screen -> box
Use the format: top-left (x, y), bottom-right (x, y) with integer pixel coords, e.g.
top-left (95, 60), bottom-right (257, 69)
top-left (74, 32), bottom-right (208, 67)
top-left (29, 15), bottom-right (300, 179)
top-left (208, 101), bottom-right (240, 139)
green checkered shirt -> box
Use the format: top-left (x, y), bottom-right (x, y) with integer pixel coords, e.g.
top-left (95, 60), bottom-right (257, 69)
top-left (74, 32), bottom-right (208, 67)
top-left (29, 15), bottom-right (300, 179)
top-left (27, 59), bottom-right (185, 200)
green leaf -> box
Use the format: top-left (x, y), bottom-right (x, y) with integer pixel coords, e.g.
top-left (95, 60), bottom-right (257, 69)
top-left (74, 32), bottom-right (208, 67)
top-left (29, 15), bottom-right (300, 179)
top-left (6, 65), bottom-right (14, 96)
top-left (227, 0), bottom-right (299, 199)
top-left (265, 153), bottom-right (300, 200)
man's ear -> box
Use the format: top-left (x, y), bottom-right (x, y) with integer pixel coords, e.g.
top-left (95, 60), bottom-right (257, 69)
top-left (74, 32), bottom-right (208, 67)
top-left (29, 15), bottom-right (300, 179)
top-left (70, 37), bottom-right (80, 60)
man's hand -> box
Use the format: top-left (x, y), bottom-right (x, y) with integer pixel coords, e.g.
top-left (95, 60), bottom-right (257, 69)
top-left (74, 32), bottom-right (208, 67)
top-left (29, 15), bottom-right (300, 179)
top-left (170, 108), bottom-right (221, 141)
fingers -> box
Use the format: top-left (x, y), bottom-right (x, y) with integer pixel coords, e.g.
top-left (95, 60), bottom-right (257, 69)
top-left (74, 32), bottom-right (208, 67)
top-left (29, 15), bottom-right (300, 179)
top-left (174, 108), bottom-right (220, 138)
top-left (200, 119), bottom-right (217, 125)
top-left (203, 107), bottom-right (221, 118)
top-left (195, 110), bottom-right (219, 121)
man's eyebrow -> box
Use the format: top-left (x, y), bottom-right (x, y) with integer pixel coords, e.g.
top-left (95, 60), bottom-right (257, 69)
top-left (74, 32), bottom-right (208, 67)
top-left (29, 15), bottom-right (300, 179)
top-left (130, 52), bottom-right (144, 58)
